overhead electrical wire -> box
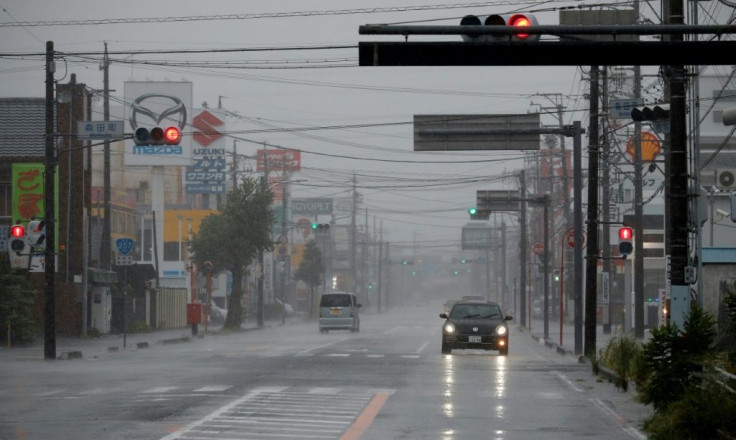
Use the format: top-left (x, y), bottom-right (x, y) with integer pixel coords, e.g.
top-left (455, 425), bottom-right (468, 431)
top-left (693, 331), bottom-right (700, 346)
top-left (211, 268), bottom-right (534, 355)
top-left (0, 1), bottom-right (563, 28)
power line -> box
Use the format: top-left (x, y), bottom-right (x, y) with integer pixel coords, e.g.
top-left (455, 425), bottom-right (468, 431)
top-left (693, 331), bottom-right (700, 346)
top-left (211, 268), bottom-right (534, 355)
top-left (0, 2), bottom-right (545, 28)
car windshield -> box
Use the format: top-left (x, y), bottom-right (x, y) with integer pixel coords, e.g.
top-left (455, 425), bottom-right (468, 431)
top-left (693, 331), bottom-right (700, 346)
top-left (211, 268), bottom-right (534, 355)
top-left (449, 304), bottom-right (502, 319)
top-left (320, 294), bottom-right (353, 307)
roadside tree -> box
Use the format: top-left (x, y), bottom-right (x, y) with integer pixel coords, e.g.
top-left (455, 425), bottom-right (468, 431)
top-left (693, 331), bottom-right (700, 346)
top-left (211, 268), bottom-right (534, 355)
top-left (293, 239), bottom-right (324, 317)
top-left (189, 177), bottom-right (274, 329)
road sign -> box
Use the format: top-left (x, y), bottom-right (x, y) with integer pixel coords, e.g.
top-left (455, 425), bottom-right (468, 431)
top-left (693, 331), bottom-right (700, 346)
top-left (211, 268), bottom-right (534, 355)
top-left (610, 98), bottom-right (643, 119)
top-left (461, 225), bottom-right (492, 250)
top-left (414, 114), bottom-right (541, 151)
top-left (77, 120), bottom-right (124, 140)
top-left (116, 255), bottom-right (134, 266)
top-left (116, 238), bottom-right (134, 255)
top-left (477, 190), bottom-right (520, 212)
top-left (564, 228), bottom-right (585, 249)
top-left (532, 242), bottom-right (544, 255)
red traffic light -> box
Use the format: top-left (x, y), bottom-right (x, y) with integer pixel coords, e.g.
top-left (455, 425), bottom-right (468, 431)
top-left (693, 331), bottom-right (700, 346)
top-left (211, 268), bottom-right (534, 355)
top-left (619, 226), bottom-right (633, 241)
top-left (164, 126), bottom-right (181, 144)
top-left (133, 126), bottom-right (182, 146)
top-left (508, 14), bottom-right (533, 39)
top-left (10, 224), bottom-right (25, 238)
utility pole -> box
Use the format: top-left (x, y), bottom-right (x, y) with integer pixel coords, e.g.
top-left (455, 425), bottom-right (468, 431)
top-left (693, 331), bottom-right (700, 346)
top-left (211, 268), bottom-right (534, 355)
top-left (101, 42), bottom-right (111, 270)
top-left (665, 0), bottom-right (690, 331)
top-left (519, 170), bottom-right (528, 327)
top-left (44, 41), bottom-right (57, 360)
top-left (351, 174), bottom-right (358, 293)
top-left (257, 143), bottom-right (268, 327)
top-left (231, 140), bottom-right (238, 189)
top-left (585, 66), bottom-right (601, 358)
top-left (377, 220), bottom-right (383, 313)
top-left (601, 67), bottom-right (613, 334)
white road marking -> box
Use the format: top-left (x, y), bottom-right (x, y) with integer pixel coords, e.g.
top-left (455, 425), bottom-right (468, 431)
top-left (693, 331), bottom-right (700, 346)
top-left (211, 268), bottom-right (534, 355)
top-left (297, 339), bottom-right (349, 356)
top-left (193, 386), bottom-right (231, 393)
top-left (415, 340), bottom-right (429, 354)
top-left (141, 386), bottom-right (179, 394)
top-left (554, 371), bottom-right (584, 392)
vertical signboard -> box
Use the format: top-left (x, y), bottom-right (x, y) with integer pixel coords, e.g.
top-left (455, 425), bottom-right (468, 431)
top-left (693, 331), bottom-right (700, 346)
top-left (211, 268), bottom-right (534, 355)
top-left (186, 108), bottom-right (227, 195)
top-left (124, 81), bottom-right (193, 166)
top-left (11, 163), bottom-right (58, 271)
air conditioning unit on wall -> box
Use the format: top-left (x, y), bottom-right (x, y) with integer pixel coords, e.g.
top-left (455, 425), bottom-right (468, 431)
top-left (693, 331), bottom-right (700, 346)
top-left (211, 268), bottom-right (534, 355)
top-left (716, 169), bottom-right (736, 189)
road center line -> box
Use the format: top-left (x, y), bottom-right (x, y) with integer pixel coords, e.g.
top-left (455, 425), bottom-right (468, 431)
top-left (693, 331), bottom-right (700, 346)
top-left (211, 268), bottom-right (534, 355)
top-left (339, 392), bottom-right (390, 440)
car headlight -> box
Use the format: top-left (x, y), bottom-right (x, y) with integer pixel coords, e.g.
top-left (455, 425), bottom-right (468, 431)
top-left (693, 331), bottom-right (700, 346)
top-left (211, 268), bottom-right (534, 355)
top-left (495, 325), bottom-right (507, 336)
top-left (444, 323), bottom-right (455, 334)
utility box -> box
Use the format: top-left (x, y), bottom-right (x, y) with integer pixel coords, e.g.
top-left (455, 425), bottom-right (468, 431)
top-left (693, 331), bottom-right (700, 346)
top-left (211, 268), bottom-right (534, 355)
top-left (187, 302), bottom-right (202, 325)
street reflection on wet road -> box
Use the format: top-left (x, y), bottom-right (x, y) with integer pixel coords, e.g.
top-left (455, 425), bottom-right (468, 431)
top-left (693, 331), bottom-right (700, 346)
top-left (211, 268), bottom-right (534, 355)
top-left (442, 354), bottom-right (508, 440)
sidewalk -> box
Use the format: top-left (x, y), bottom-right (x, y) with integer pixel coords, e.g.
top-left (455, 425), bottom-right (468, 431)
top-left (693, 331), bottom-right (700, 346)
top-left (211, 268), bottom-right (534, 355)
top-left (521, 315), bottom-right (647, 359)
top-left (0, 315), bottom-right (301, 361)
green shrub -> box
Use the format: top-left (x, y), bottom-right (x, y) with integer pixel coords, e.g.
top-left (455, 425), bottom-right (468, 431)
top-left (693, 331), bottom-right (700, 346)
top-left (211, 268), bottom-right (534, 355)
top-left (0, 265), bottom-right (37, 346)
top-left (128, 321), bottom-right (151, 334)
top-left (642, 369), bottom-right (736, 439)
top-left (637, 306), bottom-right (716, 411)
top-left (599, 335), bottom-right (644, 391)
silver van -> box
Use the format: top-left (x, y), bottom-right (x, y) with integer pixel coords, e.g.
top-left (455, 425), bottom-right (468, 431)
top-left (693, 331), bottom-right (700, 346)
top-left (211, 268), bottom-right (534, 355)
top-left (318, 291), bottom-right (361, 333)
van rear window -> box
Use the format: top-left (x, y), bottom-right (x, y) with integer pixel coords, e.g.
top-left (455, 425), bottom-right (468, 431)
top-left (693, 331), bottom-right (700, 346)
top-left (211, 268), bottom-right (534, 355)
top-left (320, 294), bottom-right (352, 307)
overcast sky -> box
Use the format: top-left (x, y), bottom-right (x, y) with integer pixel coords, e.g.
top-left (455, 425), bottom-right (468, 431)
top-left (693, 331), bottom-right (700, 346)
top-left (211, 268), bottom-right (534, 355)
top-left (0, 0), bottom-right (693, 253)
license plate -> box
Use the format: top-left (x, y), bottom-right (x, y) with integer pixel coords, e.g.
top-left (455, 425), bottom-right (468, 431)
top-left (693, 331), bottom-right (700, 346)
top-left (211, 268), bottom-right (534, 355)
top-left (330, 309), bottom-right (342, 315)
top-left (468, 335), bottom-right (482, 343)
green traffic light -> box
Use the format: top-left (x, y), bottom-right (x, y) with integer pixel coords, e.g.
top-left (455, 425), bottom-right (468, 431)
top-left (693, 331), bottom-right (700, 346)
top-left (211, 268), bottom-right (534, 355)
top-left (311, 223), bottom-right (318, 230)
top-left (468, 207), bottom-right (478, 215)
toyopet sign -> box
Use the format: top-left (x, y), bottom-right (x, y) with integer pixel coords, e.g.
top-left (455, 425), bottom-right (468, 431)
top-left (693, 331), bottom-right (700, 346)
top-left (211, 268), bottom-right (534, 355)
top-left (291, 198), bottom-right (333, 215)
top-left (124, 81), bottom-right (193, 166)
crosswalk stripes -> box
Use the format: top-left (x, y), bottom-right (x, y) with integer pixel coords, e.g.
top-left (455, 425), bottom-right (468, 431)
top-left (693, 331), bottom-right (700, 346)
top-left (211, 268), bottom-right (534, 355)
top-left (160, 386), bottom-right (395, 440)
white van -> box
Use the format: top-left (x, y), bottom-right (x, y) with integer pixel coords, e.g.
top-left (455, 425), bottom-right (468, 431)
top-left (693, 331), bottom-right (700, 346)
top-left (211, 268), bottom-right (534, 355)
top-left (318, 291), bottom-right (361, 333)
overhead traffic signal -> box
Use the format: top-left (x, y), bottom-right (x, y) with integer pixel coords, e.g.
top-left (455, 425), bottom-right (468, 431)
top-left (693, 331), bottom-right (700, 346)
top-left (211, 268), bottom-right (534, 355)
top-left (618, 226), bottom-right (633, 256)
top-left (311, 223), bottom-right (330, 232)
top-left (631, 104), bottom-right (670, 122)
top-left (133, 126), bottom-right (182, 146)
top-left (460, 13), bottom-right (540, 43)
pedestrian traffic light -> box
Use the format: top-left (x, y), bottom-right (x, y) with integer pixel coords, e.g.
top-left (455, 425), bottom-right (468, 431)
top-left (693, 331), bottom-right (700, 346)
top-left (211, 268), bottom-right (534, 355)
top-left (26, 219), bottom-right (46, 248)
top-left (553, 269), bottom-right (560, 282)
top-left (133, 126), bottom-right (181, 146)
top-left (618, 226), bottom-right (633, 256)
top-left (631, 104), bottom-right (670, 122)
top-left (8, 223), bottom-right (26, 252)
top-left (460, 13), bottom-right (540, 43)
